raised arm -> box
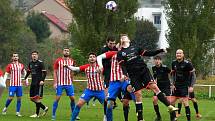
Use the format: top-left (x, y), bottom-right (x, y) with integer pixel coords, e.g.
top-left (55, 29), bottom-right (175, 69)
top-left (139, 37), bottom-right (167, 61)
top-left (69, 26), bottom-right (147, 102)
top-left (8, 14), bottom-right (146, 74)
top-left (142, 49), bottom-right (165, 56)
top-left (67, 66), bottom-right (80, 72)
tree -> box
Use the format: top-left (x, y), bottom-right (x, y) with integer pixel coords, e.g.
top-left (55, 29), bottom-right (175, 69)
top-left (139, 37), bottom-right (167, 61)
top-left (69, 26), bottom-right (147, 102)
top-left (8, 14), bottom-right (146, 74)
top-left (0, 0), bottom-right (37, 67)
top-left (68, 0), bottom-right (138, 56)
top-left (26, 11), bottom-right (51, 43)
top-left (134, 19), bottom-right (159, 50)
top-left (164, 0), bottom-right (215, 77)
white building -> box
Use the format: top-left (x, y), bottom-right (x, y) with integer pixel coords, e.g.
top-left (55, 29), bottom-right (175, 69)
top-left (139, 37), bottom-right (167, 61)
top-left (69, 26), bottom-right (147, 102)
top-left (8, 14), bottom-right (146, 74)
top-left (135, 0), bottom-right (169, 49)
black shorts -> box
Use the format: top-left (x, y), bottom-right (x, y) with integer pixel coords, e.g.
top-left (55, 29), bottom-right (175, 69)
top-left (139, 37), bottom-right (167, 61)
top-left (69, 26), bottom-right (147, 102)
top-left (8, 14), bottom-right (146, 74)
top-left (189, 91), bottom-right (195, 99)
top-left (154, 87), bottom-right (171, 96)
top-left (30, 85), bottom-right (43, 99)
top-left (128, 67), bottom-right (154, 92)
top-left (173, 87), bottom-right (188, 97)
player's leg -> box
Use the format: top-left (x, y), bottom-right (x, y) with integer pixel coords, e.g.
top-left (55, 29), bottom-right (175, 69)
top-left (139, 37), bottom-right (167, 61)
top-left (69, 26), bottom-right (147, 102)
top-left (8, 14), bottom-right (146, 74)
top-left (182, 97), bottom-right (191, 121)
top-left (104, 81), bottom-right (109, 119)
top-left (15, 86), bottom-right (22, 117)
top-left (148, 83), bottom-right (178, 112)
top-left (2, 86), bottom-right (15, 115)
top-left (121, 81), bottom-right (133, 121)
top-left (153, 95), bottom-right (161, 121)
top-left (66, 85), bottom-right (75, 112)
top-left (122, 98), bottom-right (130, 121)
top-left (190, 92), bottom-right (202, 118)
top-left (52, 86), bottom-right (62, 120)
top-left (71, 89), bottom-right (92, 121)
top-left (37, 85), bottom-right (48, 116)
top-left (106, 81), bottom-right (121, 121)
top-left (169, 96), bottom-right (177, 121)
top-left (176, 98), bottom-right (183, 117)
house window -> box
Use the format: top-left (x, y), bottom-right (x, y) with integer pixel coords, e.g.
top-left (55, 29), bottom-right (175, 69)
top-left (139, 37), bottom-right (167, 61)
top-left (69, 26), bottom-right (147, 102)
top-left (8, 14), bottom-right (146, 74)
top-left (154, 15), bottom-right (161, 24)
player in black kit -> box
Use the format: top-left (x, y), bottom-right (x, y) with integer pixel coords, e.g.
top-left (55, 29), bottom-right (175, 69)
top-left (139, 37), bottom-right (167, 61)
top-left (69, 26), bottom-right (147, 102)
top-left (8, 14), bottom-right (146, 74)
top-left (152, 56), bottom-right (172, 121)
top-left (170, 49), bottom-right (195, 121)
top-left (117, 34), bottom-right (178, 121)
top-left (24, 51), bottom-right (48, 118)
top-left (176, 69), bottom-right (202, 119)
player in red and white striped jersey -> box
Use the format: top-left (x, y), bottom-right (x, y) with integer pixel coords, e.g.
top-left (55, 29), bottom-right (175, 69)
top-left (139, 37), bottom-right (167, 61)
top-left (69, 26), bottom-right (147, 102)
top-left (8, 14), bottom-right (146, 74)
top-left (97, 50), bottom-right (134, 121)
top-left (2, 53), bottom-right (26, 117)
top-left (66, 52), bottom-right (105, 121)
top-left (52, 47), bottom-right (79, 120)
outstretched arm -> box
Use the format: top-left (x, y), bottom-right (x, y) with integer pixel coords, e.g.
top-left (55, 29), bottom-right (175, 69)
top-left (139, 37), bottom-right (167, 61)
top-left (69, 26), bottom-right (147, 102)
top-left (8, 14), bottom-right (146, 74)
top-left (67, 66), bottom-right (80, 72)
top-left (142, 49), bottom-right (165, 56)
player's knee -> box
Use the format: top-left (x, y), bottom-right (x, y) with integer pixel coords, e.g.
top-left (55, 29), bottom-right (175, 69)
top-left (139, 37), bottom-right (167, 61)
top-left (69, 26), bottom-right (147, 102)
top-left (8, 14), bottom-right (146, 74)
top-left (107, 100), bottom-right (114, 108)
top-left (153, 97), bottom-right (158, 105)
top-left (126, 85), bottom-right (132, 93)
top-left (122, 99), bottom-right (129, 106)
top-left (8, 97), bottom-right (14, 100)
top-left (182, 98), bottom-right (189, 106)
top-left (69, 96), bottom-right (75, 101)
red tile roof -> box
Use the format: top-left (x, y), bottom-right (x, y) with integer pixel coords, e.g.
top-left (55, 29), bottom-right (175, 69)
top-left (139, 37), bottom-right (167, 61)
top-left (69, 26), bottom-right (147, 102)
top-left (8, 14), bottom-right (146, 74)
top-left (55, 0), bottom-right (70, 11)
top-left (41, 11), bottom-right (68, 32)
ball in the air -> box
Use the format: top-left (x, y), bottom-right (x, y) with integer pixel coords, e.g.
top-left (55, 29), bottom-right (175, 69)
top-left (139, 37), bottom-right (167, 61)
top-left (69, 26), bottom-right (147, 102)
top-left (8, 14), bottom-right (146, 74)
top-left (106, 1), bottom-right (117, 11)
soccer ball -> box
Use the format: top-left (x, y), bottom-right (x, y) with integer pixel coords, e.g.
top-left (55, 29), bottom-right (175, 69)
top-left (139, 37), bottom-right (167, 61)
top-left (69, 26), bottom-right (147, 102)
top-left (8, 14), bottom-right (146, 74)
top-left (105, 1), bottom-right (117, 11)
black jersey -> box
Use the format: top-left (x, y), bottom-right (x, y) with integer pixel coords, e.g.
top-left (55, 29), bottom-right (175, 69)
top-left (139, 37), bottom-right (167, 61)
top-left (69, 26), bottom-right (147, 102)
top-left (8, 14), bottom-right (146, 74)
top-left (101, 45), bottom-right (118, 83)
top-left (117, 44), bottom-right (164, 75)
top-left (171, 59), bottom-right (193, 87)
top-left (27, 60), bottom-right (46, 85)
top-left (152, 65), bottom-right (171, 88)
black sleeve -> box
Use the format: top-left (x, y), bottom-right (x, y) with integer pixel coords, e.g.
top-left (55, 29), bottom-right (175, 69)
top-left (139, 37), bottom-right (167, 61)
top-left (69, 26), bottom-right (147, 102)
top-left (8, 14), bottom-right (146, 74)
top-left (40, 62), bottom-right (47, 81)
top-left (142, 49), bottom-right (164, 56)
top-left (101, 46), bottom-right (108, 53)
top-left (189, 71), bottom-right (196, 87)
top-left (171, 62), bottom-right (176, 85)
top-left (165, 66), bottom-right (171, 73)
top-left (117, 51), bottom-right (127, 75)
top-left (24, 63), bottom-right (31, 80)
top-left (187, 62), bottom-right (194, 87)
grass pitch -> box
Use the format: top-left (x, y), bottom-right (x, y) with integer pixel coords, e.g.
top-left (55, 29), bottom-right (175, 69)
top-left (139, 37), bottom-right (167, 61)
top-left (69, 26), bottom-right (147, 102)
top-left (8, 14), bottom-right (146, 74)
top-left (0, 88), bottom-right (214, 121)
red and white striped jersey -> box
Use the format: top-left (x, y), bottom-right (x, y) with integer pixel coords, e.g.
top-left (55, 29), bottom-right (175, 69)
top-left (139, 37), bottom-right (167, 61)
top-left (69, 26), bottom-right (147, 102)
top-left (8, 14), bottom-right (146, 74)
top-left (103, 51), bottom-right (123, 82)
top-left (80, 64), bottom-right (104, 91)
top-left (110, 55), bottom-right (123, 82)
top-left (54, 57), bottom-right (74, 86)
top-left (6, 62), bottom-right (24, 86)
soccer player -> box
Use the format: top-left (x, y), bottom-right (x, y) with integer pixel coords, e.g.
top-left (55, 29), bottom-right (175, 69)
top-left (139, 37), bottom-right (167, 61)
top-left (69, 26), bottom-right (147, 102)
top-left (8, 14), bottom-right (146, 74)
top-left (152, 56), bottom-right (172, 121)
top-left (65, 52), bottom-right (105, 121)
top-left (97, 50), bottom-right (136, 121)
top-left (176, 70), bottom-right (202, 119)
top-left (101, 36), bottom-right (120, 119)
top-left (170, 49), bottom-right (195, 121)
top-left (117, 34), bottom-right (178, 121)
top-left (2, 53), bottom-right (27, 117)
top-left (52, 47), bottom-right (79, 120)
top-left (24, 51), bottom-right (48, 117)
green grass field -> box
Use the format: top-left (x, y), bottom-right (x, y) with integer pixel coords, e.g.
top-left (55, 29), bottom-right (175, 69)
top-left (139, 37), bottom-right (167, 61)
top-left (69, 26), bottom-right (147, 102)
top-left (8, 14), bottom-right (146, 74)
top-left (0, 88), bottom-right (215, 121)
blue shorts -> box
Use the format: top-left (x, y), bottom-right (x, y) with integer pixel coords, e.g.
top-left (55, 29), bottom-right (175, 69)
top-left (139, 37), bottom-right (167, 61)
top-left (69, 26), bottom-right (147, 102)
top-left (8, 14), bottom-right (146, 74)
top-left (107, 81), bottom-right (129, 101)
top-left (9, 86), bottom-right (22, 97)
top-left (56, 85), bottom-right (74, 96)
top-left (80, 89), bottom-right (105, 104)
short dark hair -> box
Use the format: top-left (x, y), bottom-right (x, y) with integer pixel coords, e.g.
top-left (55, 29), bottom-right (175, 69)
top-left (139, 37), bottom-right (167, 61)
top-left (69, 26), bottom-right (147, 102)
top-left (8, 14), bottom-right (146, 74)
top-left (88, 52), bottom-right (97, 56)
top-left (63, 47), bottom-right (70, 50)
top-left (106, 36), bottom-right (115, 42)
top-left (154, 56), bottom-right (161, 60)
top-left (31, 50), bottom-right (39, 54)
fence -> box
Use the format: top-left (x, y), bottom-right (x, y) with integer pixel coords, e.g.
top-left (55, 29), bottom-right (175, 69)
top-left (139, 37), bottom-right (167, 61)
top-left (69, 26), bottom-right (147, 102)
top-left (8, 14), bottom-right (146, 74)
top-left (24, 78), bottom-right (215, 98)
top-left (194, 84), bottom-right (215, 98)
